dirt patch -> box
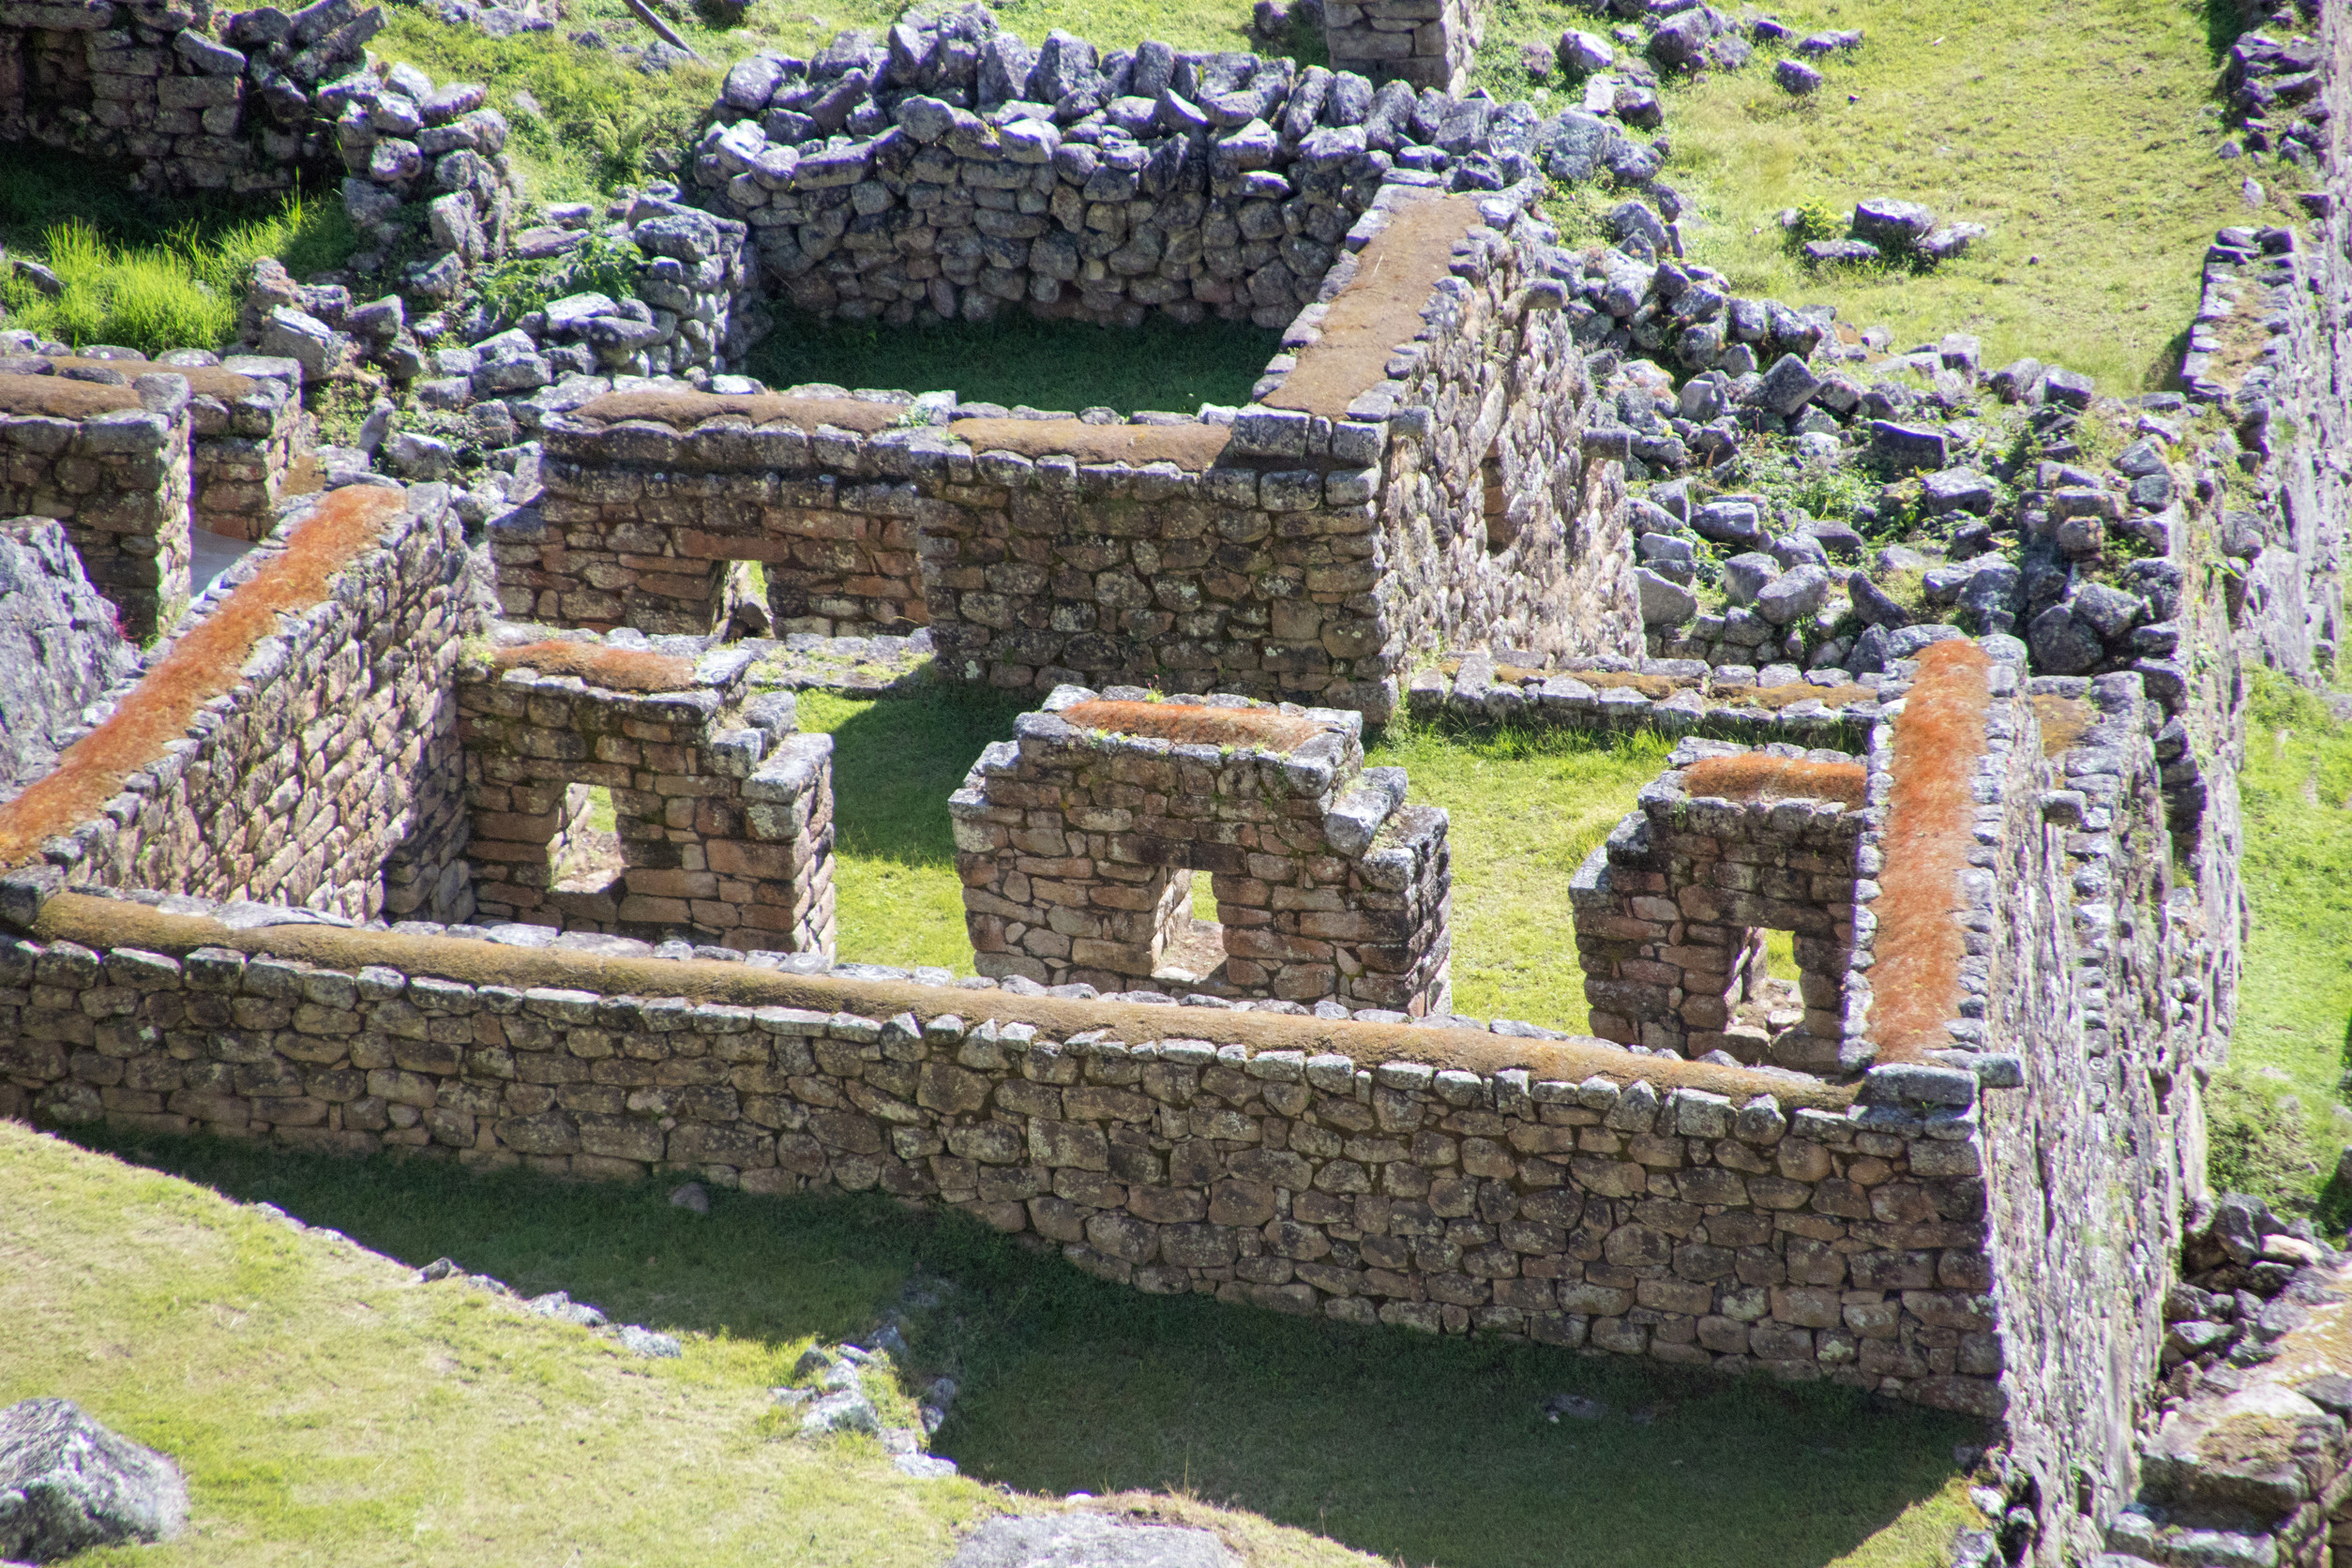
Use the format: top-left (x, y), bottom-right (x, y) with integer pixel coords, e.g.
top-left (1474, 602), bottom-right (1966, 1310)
top-left (1262, 192), bottom-right (1485, 418)
top-left (1742, 682), bottom-right (1877, 712)
top-left (0, 485), bottom-right (406, 870)
top-left (575, 392), bottom-right (908, 433)
top-left (946, 418), bottom-right (1235, 471)
top-left (1060, 700), bottom-right (1327, 753)
top-left (26, 892), bottom-right (1859, 1110)
top-left (1866, 640), bottom-right (1994, 1061)
top-left (0, 372), bottom-right (142, 419)
top-left (2032, 695), bottom-right (2095, 757)
top-left (1681, 755), bottom-right (1866, 810)
top-left (491, 641), bottom-right (699, 694)
top-left (50, 356), bottom-right (258, 401)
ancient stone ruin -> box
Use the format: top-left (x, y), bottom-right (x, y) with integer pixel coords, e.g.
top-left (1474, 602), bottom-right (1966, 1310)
top-left (951, 685), bottom-right (1450, 1009)
top-left (2, 0), bottom-right (2352, 1561)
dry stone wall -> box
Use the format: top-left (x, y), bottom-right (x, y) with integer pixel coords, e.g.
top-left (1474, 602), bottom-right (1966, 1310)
top-left (951, 686), bottom-right (1450, 1010)
top-left (13, 480), bottom-right (475, 925)
top-left (1322, 0), bottom-right (1480, 95)
top-left (687, 7), bottom-right (1546, 329)
top-left (0, 518), bottom-right (141, 800)
top-left (1570, 738), bottom-right (1875, 1074)
top-left (0, 369), bottom-right (195, 641)
top-left (0, 895), bottom-right (2002, 1414)
top-left (459, 630), bottom-right (837, 955)
top-left (522, 184), bottom-right (1641, 716)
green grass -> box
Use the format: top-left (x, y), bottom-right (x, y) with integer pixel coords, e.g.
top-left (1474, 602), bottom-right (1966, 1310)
top-left (0, 1120), bottom-right (994, 1568)
top-left (793, 685), bottom-right (1035, 971)
top-left (1363, 718), bottom-right (1673, 1027)
top-left (1470, 0), bottom-right (2277, 391)
top-left (2216, 673), bottom-right (2352, 1226)
top-left (45, 1120), bottom-right (1987, 1568)
top-left (0, 148), bottom-right (354, 354)
top-left (746, 309), bottom-right (1285, 415)
top-left (791, 687), bottom-right (1674, 1028)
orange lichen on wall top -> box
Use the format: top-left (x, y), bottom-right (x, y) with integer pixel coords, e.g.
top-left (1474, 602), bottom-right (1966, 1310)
top-left (0, 484), bottom-right (406, 869)
top-left (1865, 639), bottom-right (1996, 1062)
top-left (1060, 701), bottom-right (1329, 754)
top-left (1680, 754), bottom-right (1867, 810)
top-left (490, 641), bottom-right (698, 694)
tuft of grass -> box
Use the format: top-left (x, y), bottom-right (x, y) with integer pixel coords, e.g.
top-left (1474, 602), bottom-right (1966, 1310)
top-left (746, 309), bottom-right (1284, 414)
top-left (0, 195), bottom-right (353, 354)
top-left (1472, 0), bottom-right (2284, 390)
top-left (2221, 672), bottom-right (2352, 1226)
top-left (52, 1119), bottom-right (1986, 1568)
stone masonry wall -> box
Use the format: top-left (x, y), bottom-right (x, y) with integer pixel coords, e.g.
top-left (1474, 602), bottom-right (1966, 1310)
top-left (0, 370), bottom-right (194, 641)
top-left (1322, 0), bottom-right (1480, 96)
top-left (459, 632), bottom-right (837, 956)
top-left (952, 686), bottom-right (1451, 1010)
top-left (7, 480), bottom-right (475, 923)
top-left (0, 894), bottom-right (2003, 1415)
top-left (0, 0), bottom-right (371, 196)
top-left (525, 184), bottom-right (1641, 716)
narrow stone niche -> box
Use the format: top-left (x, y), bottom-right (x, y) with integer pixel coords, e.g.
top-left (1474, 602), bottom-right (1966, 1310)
top-left (951, 684), bottom-right (1452, 1012)
top-left (1569, 739), bottom-right (1876, 1070)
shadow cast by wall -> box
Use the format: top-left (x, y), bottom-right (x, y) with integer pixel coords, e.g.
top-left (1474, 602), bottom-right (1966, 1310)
top-left (70, 1126), bottom-right (1987, 1568)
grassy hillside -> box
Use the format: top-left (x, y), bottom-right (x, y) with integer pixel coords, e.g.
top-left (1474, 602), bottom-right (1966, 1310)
top-left (1469, 0), bottom-right (2278, 390)
top-left (14, 1121), bottom-right (1988, 1568)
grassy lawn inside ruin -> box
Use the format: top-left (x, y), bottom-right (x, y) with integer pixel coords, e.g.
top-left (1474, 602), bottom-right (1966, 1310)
top-left (2214, 675), bottom-right (2352, 1227)
top-left (14, 1121), bottom-right (1989, 1568)
top-left (746, 309), bottom-right (1286, 416)
top-left (793, 686), bottom-right (1675, 1030)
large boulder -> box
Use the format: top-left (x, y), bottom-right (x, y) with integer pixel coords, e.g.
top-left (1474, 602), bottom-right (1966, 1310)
top-left (0, 521), bottom-right (138, 799)
top-left (0, 1399), bottom-right (188, 1561)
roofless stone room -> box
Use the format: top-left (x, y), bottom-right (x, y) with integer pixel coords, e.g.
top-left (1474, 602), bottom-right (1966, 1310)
top-left (1, 0), bottom-right (2349, 1562)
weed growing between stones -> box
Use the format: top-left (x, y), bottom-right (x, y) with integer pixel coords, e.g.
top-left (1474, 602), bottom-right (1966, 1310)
top-left (0, 152), bottom-right (354, 354)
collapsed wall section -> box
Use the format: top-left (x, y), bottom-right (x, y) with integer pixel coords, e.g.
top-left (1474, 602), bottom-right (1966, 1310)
top-left (0, 480), bottom-right (475, 925)
top-left (0, 890), bottom-right (2000, 1411)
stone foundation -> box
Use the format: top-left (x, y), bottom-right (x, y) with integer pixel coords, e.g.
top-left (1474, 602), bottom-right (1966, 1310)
top-left (952, 685), bottom-right (1450, 1009)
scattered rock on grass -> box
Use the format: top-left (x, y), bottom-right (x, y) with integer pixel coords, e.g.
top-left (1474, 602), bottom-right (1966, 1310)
top-left (617, 1325), bottom-right (682, 1359)
top-left (947, 1514), bottom-right (1238, 1568)
top-left (0, 1398), bottom-right (189, 1562)
top-left (668, 1181), bottom-right (710, 1214)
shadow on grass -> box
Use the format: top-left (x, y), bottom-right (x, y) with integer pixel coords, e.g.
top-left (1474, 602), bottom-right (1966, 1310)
top-left (805, 685), bottom-right (1035, 869)
top-left (744, 308), bottom-right (1283, 415)
top-left (72, 1124), bottom-right (1984, 1568)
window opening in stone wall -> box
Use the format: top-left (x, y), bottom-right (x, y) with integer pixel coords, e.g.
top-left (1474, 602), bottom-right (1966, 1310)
top-left (550, 783), bottom-right (625, 903)
top-left (1482, 439), bottom-right (1515, 553)
top-left (1154, 869), bottom-right (1230, 990)
top-left (1724, 927), bottom-right (1810, 1063)
top-left (24, 30), bottom-right (98, 120)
